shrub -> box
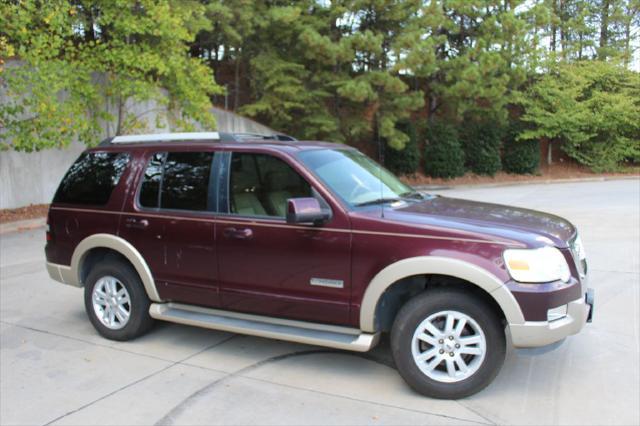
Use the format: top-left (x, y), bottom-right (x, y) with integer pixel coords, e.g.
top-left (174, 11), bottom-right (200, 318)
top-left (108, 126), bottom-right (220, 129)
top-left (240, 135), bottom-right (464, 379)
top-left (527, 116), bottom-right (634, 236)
top-left (424, 121), bottom-right (465, 178)
top-left (385, 122), bottom-right (420, 175)
top-left (460, 121), bottom-right (503, 176)
top-left (503, 122), bottom-right (540, 174)
top-left (518, 61), bottom-right (640, 172)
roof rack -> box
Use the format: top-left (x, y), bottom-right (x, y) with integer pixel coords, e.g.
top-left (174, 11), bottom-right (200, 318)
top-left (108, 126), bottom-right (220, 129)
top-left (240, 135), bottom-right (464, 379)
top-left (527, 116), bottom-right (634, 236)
top-left (110, 132), bottom-right (221, 144)
top-left (231, 132), bottom-right (297, 142)
top-left (102, 131), bottom-right (297, 145)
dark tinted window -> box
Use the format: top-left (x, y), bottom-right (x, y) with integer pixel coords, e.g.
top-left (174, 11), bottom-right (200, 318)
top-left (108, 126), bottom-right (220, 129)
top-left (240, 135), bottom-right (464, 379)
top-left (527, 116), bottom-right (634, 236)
top-left (139, 153), bottom-right (166, 208)
top-left (230, 153), bottom-right (311, 217)
top-left (161, 152), bottom-right (214, 211)
top-left (54, 152), bottom-right (129, 205)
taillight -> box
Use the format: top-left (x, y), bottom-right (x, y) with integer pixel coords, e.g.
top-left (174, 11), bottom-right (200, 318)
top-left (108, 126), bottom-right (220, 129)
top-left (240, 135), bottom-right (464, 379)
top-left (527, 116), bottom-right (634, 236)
top-left (46, 217), bottom-right (52, 242)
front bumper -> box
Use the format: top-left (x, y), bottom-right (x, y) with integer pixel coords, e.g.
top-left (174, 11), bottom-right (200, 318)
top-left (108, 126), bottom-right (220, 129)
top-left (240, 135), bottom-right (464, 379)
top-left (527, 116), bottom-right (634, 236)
top-left (509, 288), bottom-right (594, 348)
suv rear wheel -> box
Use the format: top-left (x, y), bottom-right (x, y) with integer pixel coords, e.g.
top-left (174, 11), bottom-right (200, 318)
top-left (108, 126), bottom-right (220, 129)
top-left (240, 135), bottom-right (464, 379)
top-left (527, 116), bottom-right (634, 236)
top-left (391, 288), bottom-right (505, 399)
top-left (84, 258), bottom-right (154, 341)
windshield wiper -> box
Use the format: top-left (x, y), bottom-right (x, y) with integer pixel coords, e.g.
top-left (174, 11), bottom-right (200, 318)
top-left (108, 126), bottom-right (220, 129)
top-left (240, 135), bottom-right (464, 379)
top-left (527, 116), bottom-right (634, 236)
top-left (400, 190), bottom-right (425, 200)
top-left (354, 197), bottom-right (401, 207)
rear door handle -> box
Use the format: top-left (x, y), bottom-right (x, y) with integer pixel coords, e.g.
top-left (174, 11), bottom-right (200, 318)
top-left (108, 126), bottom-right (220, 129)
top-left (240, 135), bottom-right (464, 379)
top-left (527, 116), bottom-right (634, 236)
top-left (223, 227), bottom-right (253, 240)
top-left (124, 218), bottom-right (149, 229)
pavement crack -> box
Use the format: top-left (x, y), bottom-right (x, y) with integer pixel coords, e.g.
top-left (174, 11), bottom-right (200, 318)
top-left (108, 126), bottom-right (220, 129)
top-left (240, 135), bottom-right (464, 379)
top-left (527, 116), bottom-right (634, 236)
top-left (5, 322), bottom-right (238, 426)
top-left (454, 401), bottom-right (498, 426)
top-left (0, 320), bottom-right (174, 363)
top-left (159, 349), bottom-right (491, 426)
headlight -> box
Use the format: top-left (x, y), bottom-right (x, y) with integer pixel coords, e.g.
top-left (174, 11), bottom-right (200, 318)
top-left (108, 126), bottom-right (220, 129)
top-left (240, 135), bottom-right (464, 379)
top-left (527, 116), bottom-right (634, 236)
top-left (503, 246), bottom-right (571, 283)
top-left (573, 234), bottom-right (587, 260)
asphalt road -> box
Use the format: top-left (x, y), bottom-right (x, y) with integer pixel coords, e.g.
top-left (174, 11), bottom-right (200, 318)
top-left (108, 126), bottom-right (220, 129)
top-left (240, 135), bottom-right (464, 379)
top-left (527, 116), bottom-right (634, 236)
top-left (1, 179), bottom-right (639, 426)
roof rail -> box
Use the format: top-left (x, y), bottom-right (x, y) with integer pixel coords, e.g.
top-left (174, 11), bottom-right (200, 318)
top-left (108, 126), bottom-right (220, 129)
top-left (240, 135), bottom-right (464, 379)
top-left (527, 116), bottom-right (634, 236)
top-left (101, 131), bottom-right (297, 146)
top-left (230, 132), bottom-right (297, 142)
top-left (110, 132), bottom-right (221, 144)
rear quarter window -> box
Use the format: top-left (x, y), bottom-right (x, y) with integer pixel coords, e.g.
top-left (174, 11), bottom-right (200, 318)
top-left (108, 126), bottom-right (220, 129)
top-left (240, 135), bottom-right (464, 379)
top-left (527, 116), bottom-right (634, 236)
top-left (53, 152), bottom-right (130, 205)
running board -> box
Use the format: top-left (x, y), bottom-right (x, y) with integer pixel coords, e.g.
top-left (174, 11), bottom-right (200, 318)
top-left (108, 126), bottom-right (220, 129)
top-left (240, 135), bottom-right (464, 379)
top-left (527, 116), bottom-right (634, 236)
top-left (149, 303), bottom-right (380, 352)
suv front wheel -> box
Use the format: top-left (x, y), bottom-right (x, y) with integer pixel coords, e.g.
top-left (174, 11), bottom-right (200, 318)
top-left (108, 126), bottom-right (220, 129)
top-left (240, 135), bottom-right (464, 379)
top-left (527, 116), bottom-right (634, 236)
top-left (391, 288), bottom-right (506, 399)
top-left (84, 257), bottom-right (155, 341)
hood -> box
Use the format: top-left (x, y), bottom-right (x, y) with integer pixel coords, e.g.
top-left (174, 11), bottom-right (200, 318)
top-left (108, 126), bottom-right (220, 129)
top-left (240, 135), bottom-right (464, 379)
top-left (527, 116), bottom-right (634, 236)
top-left (382, 196), bottom-right (576, 248)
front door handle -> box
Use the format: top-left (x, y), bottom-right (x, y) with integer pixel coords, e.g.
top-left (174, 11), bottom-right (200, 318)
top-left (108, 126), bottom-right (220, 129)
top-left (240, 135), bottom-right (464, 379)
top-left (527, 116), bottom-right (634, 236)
top-left (124, 218), bottom-right (149, 229)
top-left (223, 227), bottom-right (253, 240)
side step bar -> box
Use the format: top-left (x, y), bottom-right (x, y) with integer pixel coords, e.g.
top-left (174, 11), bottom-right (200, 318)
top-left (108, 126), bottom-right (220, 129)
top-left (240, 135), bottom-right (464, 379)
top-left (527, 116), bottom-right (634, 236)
top-left (149, 303), bottom-right (380, 352)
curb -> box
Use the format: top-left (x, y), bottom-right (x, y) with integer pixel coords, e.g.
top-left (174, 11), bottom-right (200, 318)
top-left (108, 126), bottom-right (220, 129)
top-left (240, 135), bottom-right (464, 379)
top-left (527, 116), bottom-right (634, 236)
top-left (0, 217), bottom-right (46, 235)
top-left (413, 175), bottom-right (639, 191)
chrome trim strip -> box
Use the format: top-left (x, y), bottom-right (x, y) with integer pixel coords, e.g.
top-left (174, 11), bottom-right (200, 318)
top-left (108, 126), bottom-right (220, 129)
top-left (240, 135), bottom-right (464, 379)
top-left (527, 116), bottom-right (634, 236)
top-left (150, 303), bottom-right (380, 352)
top-left (49, 206), bottom-right (516, 246)
top-left (111, 132), bottom-right (220, 143)
top-left (310, 278), bottom-right (344, 289)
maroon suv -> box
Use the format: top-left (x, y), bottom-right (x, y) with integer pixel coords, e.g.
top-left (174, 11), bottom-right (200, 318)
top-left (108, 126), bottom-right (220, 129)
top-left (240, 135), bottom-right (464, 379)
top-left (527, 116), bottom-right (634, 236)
top-left (45, 132), bottom-right (594, 399)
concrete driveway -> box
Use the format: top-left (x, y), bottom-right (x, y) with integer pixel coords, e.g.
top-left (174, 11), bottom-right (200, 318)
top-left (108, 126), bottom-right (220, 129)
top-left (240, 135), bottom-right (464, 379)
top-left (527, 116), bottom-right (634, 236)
top-left (1, 179), bottom-right (639, 426)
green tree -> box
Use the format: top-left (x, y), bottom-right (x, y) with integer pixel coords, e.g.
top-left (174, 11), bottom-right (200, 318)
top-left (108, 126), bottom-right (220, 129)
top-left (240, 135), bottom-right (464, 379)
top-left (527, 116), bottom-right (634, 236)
top-left (0, 0), bottom-right (222, 151)
top-left (398, 0), bottom-right (534, 125)
top-left (518, 61), bottom-right (640, 172)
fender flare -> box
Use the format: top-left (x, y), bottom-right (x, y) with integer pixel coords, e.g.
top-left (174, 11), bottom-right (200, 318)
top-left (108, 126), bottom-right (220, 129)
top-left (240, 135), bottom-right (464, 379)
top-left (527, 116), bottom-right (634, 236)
top-left (70, 233), bottom-right (162, 302)
top-left (359, 256), bottom-right (525, 333)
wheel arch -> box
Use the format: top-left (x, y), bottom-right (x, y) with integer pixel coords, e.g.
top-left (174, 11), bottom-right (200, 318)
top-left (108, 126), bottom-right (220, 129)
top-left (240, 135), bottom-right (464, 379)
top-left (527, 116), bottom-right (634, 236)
top-left (359, 256), bottom-right (525, 333)
top-left (70, 233), bottom-right (162, 302)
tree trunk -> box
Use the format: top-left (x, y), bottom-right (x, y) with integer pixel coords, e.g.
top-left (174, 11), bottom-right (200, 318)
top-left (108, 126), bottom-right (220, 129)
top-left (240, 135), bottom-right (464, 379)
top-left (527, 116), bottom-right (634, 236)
top-left (599, 0), bottom-right (610, 60)
top-left (116, 96), bottom-right (125, 136)
top-left (624, 17), bottom-right (631, 66)
top-left (578, 32), bottom-right (583, 60)
top-left (233, 48), bottom-right (241, 112)
top-left (551, 0), bottom-right (558, 54)
top-left (560, 0), bottom-right (567, 59)
top-left (547, 141), bottom-right (553, 165)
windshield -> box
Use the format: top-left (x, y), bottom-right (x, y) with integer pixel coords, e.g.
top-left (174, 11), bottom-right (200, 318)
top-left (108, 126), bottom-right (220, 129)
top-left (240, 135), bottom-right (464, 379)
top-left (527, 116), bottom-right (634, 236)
top-left (297, 148), bottom-right (418, 207)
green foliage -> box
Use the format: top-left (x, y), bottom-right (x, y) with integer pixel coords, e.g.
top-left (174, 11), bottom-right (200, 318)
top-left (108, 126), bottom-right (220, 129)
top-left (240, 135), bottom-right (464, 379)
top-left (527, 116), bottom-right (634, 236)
top-left (424, 121), bottom-right (465, 179)
top-left (518, 61), bottom-right (640, 172)
top-left (0, 0), bottom-right (222, 151)
top-left (1, 0), bottom-right (637, 176)
top-left (460, 121), bottom-right (503, 176)
top-left (503, 122), bottom-right (540, 174)
top-left (384, 122), bottom-right (420, 175)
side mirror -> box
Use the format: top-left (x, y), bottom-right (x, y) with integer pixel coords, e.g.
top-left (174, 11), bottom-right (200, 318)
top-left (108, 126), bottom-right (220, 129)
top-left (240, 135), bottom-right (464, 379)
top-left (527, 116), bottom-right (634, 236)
top-left (286, 198), bottom-right (331, 226)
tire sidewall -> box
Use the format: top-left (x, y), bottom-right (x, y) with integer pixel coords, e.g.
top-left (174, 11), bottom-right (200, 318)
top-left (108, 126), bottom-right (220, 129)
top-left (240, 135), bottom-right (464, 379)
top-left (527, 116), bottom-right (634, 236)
top-left (84, 259), bottom-right (152, 341)
top-left (391, 289), bottom-right (506, 399)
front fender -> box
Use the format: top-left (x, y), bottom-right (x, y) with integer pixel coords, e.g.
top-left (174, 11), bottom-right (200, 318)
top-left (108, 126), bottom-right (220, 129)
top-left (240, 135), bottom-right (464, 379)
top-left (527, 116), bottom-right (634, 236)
top-left (359, 256), bottom-right (525, 332)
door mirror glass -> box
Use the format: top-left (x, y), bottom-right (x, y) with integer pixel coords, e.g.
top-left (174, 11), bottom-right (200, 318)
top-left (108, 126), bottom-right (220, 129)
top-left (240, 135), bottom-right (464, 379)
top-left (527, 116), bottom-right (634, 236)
top-left (286, 198), bottom-right (330, 225)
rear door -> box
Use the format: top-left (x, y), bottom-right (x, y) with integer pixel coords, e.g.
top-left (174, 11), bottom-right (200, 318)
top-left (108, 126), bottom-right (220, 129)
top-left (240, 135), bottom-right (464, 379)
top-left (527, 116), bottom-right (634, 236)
top-left (215, 150), bottom-right (352, 325)
top-left (119, 149), bottom-right (221, 308)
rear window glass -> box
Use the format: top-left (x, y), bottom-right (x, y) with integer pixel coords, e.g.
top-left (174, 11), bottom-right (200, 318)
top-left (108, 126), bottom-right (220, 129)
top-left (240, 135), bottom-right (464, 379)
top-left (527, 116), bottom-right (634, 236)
top-left (53, 152), bottom-right (130, 205)
top-left (139, 151), bottom-right (215, 211)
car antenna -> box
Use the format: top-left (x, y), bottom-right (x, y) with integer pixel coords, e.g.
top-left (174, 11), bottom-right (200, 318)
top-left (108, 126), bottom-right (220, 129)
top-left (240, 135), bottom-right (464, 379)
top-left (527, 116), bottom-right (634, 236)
top-left (376, 110), bottom-right (384, 219)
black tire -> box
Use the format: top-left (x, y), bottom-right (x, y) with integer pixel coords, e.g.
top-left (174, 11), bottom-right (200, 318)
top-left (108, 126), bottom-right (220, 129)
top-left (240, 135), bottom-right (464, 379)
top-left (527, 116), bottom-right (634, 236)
top-left (391, 288), bottom-right (506, 399)
top-left (84, 257), bottom-right (154, 341)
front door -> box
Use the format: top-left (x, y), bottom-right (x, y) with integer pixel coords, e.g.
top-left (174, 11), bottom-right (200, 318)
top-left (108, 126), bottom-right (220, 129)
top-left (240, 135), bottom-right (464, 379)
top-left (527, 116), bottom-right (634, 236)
top-left (216, 151), bottom-right (352, 325)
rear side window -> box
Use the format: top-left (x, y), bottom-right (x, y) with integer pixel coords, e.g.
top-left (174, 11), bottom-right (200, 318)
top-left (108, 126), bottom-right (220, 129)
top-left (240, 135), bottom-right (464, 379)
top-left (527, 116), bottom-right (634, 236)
top-left (139, 151), bottom-right (215, 211)
top-left (54, 152), bottom-right (130, 205)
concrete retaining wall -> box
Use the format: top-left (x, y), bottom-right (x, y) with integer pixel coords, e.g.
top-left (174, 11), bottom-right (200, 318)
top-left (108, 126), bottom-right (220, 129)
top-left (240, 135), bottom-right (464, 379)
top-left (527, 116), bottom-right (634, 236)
top-left (0, 106), bottom-right (275, 209)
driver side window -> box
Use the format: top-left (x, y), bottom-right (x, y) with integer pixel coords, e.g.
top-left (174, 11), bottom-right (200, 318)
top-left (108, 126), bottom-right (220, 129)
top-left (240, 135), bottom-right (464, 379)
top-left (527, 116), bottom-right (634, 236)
top-left (229, 153), bottom-right (312, 217)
